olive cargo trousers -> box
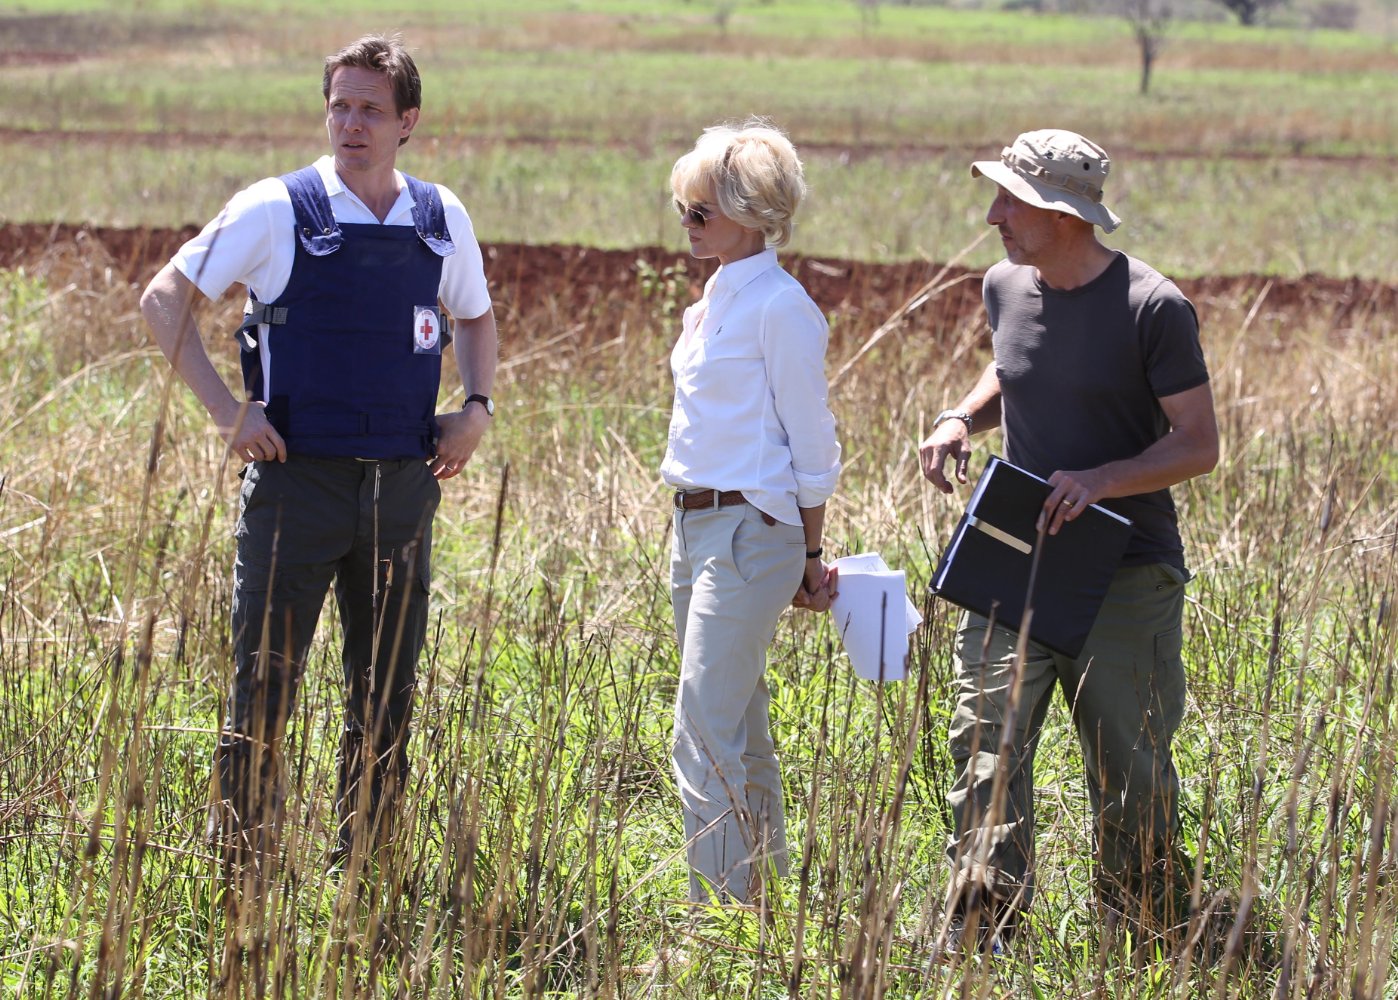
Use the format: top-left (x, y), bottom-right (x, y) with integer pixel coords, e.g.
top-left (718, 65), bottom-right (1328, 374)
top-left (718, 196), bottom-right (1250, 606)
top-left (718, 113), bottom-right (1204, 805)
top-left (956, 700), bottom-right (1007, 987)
top-left (946, 562), bottom-right (1192, 930)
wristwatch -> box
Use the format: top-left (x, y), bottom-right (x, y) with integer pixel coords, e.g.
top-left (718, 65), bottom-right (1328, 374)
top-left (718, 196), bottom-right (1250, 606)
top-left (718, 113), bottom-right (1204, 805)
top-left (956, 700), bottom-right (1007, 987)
top-left (463, 393), bottom-right (495, 417)
top-left (933, 408), bottom-right (973, 433)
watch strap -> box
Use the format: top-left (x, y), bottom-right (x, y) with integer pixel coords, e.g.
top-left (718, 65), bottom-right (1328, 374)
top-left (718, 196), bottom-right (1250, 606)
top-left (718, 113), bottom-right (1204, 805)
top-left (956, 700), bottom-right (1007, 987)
top-left (934, 408), bottom-right (973, 433)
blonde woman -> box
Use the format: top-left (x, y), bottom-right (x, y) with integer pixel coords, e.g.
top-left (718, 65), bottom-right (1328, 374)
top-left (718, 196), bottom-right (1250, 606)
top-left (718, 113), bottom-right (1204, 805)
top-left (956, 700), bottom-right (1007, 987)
top-left (662, 120), bottom-right (841, 905)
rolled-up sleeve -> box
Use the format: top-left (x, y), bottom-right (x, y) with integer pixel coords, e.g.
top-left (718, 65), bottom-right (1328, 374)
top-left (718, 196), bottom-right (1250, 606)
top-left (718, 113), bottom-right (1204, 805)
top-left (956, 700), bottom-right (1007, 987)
top-left (762, 287), bottom-right (842, 508)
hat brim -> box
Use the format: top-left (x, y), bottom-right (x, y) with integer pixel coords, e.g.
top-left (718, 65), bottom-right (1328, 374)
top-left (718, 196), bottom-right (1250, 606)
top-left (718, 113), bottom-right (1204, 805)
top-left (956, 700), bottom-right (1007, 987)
top-left (971, 160), bottom-right (1121, 234)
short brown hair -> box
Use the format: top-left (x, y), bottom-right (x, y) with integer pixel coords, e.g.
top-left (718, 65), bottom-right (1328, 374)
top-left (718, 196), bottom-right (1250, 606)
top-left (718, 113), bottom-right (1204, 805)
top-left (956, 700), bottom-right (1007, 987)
top-left (322, 34), bottom-right (422, 142)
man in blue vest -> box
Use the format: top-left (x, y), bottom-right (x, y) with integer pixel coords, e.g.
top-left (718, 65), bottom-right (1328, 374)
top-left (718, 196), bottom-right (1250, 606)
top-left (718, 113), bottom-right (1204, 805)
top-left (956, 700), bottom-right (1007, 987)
top-left (140, 34), bottom-right (496, 877)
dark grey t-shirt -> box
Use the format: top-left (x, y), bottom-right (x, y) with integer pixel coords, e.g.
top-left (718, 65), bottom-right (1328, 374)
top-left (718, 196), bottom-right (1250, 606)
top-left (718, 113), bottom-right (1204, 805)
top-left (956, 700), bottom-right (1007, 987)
top-left (985, 251), bottom-right (1209, 570)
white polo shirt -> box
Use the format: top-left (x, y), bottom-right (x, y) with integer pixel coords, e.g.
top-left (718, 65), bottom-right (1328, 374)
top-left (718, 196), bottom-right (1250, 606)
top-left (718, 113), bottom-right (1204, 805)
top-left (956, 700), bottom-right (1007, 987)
top-left (171, 155), bottom-right (491, 321)
top-left (661, 248), bottom-right (842, 526)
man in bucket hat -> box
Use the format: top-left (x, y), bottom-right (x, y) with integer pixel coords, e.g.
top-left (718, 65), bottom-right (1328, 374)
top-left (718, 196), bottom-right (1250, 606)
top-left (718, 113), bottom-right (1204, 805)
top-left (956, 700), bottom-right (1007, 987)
top-left (918, 129), bottom-right (1220, 955)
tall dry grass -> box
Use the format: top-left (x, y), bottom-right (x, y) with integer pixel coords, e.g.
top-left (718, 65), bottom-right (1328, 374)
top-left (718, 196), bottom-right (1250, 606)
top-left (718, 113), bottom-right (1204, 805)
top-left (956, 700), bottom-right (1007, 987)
top-left (0, 234), bottom-right (1394, 998)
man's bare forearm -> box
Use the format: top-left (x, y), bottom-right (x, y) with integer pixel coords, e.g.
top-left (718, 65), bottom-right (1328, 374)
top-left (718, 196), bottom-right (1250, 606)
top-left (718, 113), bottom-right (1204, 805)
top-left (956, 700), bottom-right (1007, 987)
top-left (454, 307), bottom-right (498, 400)
top-left (954, 360), bottom-right (1002, 435)
top-left (140, 263), bottom-right (240, 426)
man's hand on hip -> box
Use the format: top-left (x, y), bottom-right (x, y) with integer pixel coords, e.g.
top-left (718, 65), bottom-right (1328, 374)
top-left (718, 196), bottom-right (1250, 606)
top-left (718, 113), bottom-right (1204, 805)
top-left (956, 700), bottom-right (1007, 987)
top-left (220, 401), bottom-right (287, 464)
top-left (429, 406), bottom-right (490, 480)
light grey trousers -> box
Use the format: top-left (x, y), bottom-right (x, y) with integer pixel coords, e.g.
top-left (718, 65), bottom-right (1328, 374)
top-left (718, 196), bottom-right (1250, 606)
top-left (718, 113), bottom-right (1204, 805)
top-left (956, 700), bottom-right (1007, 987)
top-left (946, 562), bottom-right (1190, 926)
top-left (670, 500), bottom-right (806, 903)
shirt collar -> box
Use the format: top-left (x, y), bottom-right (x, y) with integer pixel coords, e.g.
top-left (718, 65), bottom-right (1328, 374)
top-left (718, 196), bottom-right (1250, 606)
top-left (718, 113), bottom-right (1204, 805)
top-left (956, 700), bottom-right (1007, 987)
top-left (314, 155), bottom-right (411, 219)
top-left (709, 247), bottom-right (779, 300)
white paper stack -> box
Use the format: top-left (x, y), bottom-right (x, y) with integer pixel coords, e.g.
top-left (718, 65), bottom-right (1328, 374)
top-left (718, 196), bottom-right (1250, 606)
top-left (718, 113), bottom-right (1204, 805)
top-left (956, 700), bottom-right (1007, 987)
top-left (828, 553), bottom-right (923, 682)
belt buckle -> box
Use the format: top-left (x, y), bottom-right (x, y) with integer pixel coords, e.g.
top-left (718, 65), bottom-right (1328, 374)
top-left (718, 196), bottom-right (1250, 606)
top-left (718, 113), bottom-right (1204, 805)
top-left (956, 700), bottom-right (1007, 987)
top-left (673, 490), bottom-right (686, 511)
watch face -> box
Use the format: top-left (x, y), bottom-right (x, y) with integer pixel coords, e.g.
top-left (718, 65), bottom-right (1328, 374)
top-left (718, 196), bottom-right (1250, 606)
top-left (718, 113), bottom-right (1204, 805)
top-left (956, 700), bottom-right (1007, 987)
top-left (483, 397), bottom-right (495, 416)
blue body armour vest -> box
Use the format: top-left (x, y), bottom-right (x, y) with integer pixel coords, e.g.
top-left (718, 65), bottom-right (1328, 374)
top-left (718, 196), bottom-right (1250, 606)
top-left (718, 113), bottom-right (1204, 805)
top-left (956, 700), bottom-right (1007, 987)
top-left (238, 165), bottom-right (456, 460)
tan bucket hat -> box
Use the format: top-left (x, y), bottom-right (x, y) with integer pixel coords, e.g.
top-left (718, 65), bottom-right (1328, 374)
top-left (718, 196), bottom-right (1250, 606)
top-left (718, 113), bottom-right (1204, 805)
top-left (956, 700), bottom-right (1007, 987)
top-left (971, 129), bottom-right (1121, 233)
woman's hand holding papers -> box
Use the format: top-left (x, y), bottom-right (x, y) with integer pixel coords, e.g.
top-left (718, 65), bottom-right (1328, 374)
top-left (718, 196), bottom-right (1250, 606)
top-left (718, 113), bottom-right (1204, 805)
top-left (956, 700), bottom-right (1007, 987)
top-left (792, 563), bottom-right (839, 612)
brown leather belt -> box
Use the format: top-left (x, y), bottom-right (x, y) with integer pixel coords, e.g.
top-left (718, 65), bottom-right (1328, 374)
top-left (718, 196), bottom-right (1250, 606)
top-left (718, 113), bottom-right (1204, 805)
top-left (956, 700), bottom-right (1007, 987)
top-left (673, 489), bottom-right (747, 511)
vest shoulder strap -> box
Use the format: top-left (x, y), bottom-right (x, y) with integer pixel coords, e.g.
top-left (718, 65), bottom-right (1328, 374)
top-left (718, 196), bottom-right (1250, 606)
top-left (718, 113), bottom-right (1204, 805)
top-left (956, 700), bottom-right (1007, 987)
top-left (402, 173), bottom-right (456, 258)
top-left (279, 165), bottom-right (344, 257)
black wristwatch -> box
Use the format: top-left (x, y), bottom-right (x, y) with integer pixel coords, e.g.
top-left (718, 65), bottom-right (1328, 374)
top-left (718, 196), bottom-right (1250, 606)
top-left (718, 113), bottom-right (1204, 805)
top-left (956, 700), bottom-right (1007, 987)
top-left (463, 393), bottom-right (495, 417)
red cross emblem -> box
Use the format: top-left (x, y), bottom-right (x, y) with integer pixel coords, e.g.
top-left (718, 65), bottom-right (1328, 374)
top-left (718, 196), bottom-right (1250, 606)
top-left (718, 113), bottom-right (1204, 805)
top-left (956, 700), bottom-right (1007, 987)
top-left (413, 307), bottom-right (440, 351)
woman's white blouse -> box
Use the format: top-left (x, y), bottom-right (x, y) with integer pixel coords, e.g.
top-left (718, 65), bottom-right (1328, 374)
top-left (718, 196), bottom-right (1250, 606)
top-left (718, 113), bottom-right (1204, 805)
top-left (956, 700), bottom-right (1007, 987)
top-left (661, 248), bottom-right (841, 526)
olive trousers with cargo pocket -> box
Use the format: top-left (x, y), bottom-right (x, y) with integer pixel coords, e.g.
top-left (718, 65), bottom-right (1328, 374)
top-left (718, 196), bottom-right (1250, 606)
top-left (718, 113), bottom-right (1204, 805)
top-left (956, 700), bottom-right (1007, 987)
top-left (212, 454), bottom-right (439, 874)
top-left (945, 561), bottom-right (1193, 939)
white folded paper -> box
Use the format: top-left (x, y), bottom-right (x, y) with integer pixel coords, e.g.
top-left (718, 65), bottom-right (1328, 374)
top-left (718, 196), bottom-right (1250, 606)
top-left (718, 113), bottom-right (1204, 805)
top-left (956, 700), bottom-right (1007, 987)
top-left (828, 553), bottom-right (923, 682)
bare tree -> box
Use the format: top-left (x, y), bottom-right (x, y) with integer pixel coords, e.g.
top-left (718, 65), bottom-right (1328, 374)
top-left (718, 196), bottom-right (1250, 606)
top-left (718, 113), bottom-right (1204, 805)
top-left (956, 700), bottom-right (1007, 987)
top-left (1123, 0), bottom-right (1171, 96)
top-left (713, 1), bottom-right (736, 36)
top-left (1209, 0), bottom-right (1289, 26)
top-left (854, 0), bottom-right (881, 34)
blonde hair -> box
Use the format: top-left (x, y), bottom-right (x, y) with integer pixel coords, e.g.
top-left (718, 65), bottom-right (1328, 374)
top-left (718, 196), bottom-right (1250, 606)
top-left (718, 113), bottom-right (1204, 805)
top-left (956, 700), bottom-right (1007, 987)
top-left (670, 119), bottom-right (806, 249)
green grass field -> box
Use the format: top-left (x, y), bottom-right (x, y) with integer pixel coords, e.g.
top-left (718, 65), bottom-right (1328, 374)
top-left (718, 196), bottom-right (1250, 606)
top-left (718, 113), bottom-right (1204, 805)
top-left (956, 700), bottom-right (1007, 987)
top-left (2, 2), bottom-right (1397, 998)
top-left (3, 236), bottom-right (1395, 998)
top-left (2, 0), bottom-right (1396, 278)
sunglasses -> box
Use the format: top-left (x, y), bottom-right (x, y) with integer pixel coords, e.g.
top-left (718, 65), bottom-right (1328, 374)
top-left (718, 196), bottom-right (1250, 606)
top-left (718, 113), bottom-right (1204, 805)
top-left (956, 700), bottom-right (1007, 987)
top-left (674, 199), bottom-right (716, 227)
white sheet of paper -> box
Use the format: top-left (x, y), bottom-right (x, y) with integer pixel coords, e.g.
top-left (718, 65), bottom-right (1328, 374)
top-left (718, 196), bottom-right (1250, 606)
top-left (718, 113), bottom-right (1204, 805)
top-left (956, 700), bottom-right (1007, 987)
top-left (828, 553), bottom-right (923, 682)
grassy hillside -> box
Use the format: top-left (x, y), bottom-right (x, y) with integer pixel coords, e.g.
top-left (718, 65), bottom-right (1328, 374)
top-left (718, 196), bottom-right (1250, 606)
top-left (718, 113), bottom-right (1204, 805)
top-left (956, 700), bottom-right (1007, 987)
top-left (1, 1), bottom-right (1396, 277)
